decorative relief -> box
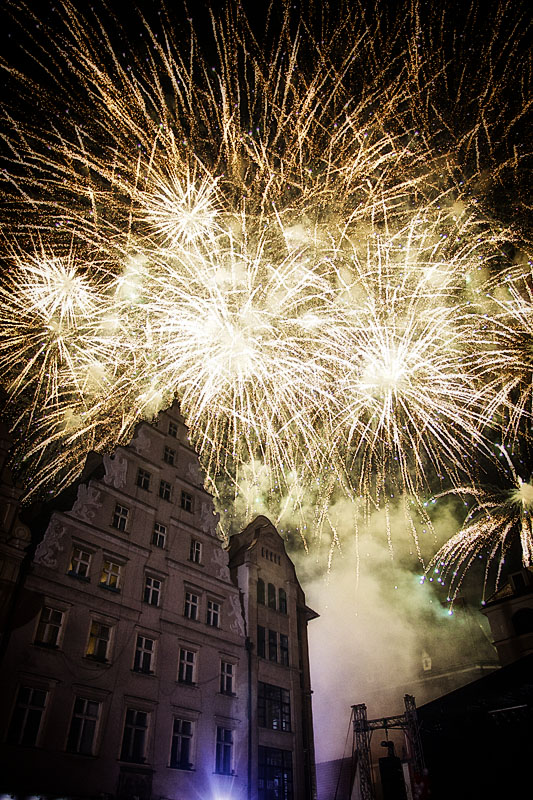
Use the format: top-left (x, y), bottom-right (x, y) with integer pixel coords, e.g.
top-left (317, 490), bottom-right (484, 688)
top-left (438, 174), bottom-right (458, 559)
top-left (186, 460), bottom-right (203, 486)
top-left (211, 545), bottom-right (230, 580)
top-left (34, 518), bottom-right (67, 568)
top-left (71, 484), bottom-right (102, 523)
top-left (200, 502), bottom-right (220, 536)
top-left (103, 453), bottom-right (128, 489)
top-left (129, 426), bottom-right (151, 455)
top-left (228, 594), bottom-right (245, 636)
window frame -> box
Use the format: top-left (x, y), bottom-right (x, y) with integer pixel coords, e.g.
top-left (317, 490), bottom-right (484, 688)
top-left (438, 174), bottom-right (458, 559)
top-left (189, 538), bottom-right (202, 564)
top-left (143, 575), bottom-right (162, 607)
top-left (170, 717), bottom-right (194, 770)
top-left (177, 648), bottom-right (197, 685)
top-left (258, 682), bottom-right (291, 732)
top-left (152, 521), bottom-right (167, 548)
top-left (133, 634), bottom-right (156, 674)
top-left (180, 490), bottom-right (194, 513)
top-left (66, 696), bottom-right (101, 755)
top-left (112, 503), bottom-right (129, 532)
top-left (35, 605), bottom-right (64, 648)
top-left (206, 599), bottom-right (221, 628)
top-left (184, 591), bottom-right (200, 621)
top-left (68, 546), bottom-right (92, 580)
top-left (120, 707), bottom-right (149, 764)
top-left (220, 660), bottom-right (235, 695)
top-left (215, 726), bottom-right (234, 775)
top-left (136, 467), bottom-right (151, 491)
top-left (99, 559), bottom-right (122, 592)
top-left (163, 445), bottom-right (176, 465)
top-left (159, 479), bottom-right (172, 502)
top-left (86, 620), bottom-right (112, 662)
top-left (7, 685), bottom-right (49, 747)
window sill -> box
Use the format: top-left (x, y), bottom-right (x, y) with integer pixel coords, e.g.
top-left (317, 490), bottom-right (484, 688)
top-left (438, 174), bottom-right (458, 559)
top-left (85, 655), bottom-right (110, 665)
top-left (67, 572), bottom-right (90, 582)
top-left (177, 680), bottom-right (197, 688)
top-left (132, 668), bottom-right (155, 676)
top-left (214, 770), bottom-right (236, 777)
top-left (168, 764), bottom-right (195, 771)
top-left (33, 641), bottom-right (60, 650)
top-left (99, 584), bottom-right (121, 593)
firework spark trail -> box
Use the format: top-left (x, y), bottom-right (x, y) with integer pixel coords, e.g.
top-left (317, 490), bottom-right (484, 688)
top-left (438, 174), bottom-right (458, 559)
top-left (0, 0), bottom-right (531, 579)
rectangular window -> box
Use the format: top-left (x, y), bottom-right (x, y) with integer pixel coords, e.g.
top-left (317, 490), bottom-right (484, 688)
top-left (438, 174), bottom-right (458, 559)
top-left (258, 747), bottom-right (293, 800)
top-left (159, 479), bottom-right (172, 501)
top-left (136, 468), bottom-right (151, 491)
top-left (189, 539), bottom-right (202, 564)
top-left (120, 708), bottom-right (148, 763)
top-left (68, 547), bottom-right (91, 579)
top-left (170, 718), bottom-right (193, 770)
top-left (257, 625), bottom-right (266, 659)
top-left (258, 683), bottom-right (291, 732)
top-left (35, 606), bottom-right (63, 647)
top-left (133, 635), bottom-right (155, 674)
top-left (86, 621), bottom-right (111, 662)
top-left (268, 583), bottom-right (277, 610)
top-left (100, 560), bottom-right (121, 591)
top-left (112, 504), bottom-right (129, 532)
top-left (178, 648), bottom-right (196, 684)
top-left (163, 446), bottom-right (176, 465)
top-left (144, 576), bottom-right (162, 607)
top-left (7, 686), bottom-right (48, 746)
top-left (280, 634), bottom-right (289, 666)
top-left (168, 421), bottom-right (178, 437)
top-left (66, 697), bottom-right (100, 755)
top-left (184, 592), bottom-right (199, 621)
top-left (206, 599), bottom-right (221, 628)
top-left (279, 588), bottom-right (288, 614)
top-left (268, 629), bottom-right (278, 662)
top-left (220, 661), bottom-right (234, 695)
top-left (180, 490), bottom-right (193, 513)
top-left (215, 727), bottom-right (233, 775)
top-left (152, 522), bottom-right (167, 548)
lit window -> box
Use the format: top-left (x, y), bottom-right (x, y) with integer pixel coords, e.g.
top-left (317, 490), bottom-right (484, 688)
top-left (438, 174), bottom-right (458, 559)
top-left (178, 648), bottom-right (196, 684)
top-left (112, 504), bottom-right (129, 532)
top-left (68, 547), bottom-right (91, 579)
top-left (35, 606), bottom-right (63, 647)
top-left (268, 629), bottom-right (278, 662)
top-left (180, 490), bottom-right (193, 513)
top-left (163, 446), bottom-right (176, 465)
top-left (215, 727), bottom-right (233, 775)
top-left (280, 634), bottom-right (289, 666)
top-left (168, 421), bottom-right (178, 437)
top-left (258, 682), bottom-right (291, 731)
top-left (207, 599), bottom-right (221, 627)
top-left (268, 583), bottom-right (276, 610)
top-left (120, 708), bottom-right (148, 763)
top-left (133, 635), bottom-right (155, 674)
top-left (7, 686), bottom-right (48, 746)
top-left (170, 718), bottom-right (193, 770)
top-left (152, 522), bottom-right (167, 548)
top-left (144, 576), bottom-right (162, 606)
top-left (220, 661), bottom-right (234, 695)
top-left (159, 479), bottom-right (172, 501)
top-left (259, 747), bottom-right (293, 800)
top-left (278, 588), bottom-right (287, 614)
top-left (66, 697), bottom-right (100, 755)
top-left (257, 625), bottom-right (266, 658)
top-left (136, 468), bottom-right (151, 491)
top-left (257, 578), bottom-right (265, 604)
top-left (189, 539), bottom-right (202, 564)
top-left (184, 591), bottom-right (199, 621)
top-left (86, 621), bottom-right (111, 662)
top-left (100, 560), bottom-right (121, 591)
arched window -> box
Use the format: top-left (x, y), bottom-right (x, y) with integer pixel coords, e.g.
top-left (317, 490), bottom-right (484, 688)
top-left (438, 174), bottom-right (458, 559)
top-left (278, 588), bottom-right (287, 614)
top-left (512, 607), bottom-right (533, 636)
top-left (268, 583), bottom-right (276, 610)
top-left (257, 578), bottom-right (265, 605)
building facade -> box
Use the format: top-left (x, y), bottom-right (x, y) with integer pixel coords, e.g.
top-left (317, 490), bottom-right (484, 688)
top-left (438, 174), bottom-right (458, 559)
top-left (482, 567), bottom-right (533, 665)
top-left (0, 403), bottom-right (317, 800)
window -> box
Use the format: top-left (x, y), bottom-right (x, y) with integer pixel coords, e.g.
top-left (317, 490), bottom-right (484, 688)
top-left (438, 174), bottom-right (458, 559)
top-left (66, 697), bottom-right (100, 755)
top-left (189, 539), bottom-right (202, 564)
top-left (180, 490), bottom-right (193, 513)
top-left (178, 648), bottom-right (196, 684)
top-left (86, 621), bottom-right (111, 661)
top-left (207, 599), bottom-right (221, 628)
top-left (163, 446), bottom-right (176, 465)
top-left (259, 747), bottom-right (293, 800)
top-left (112, 504), bottom-right (129, 532)
top-left (168, 421), bottom-right (178, 437)
top-left (257, 625), bottom-right (266, 658)
top-left (35, 606), bottom-right (63, 647)
top-left (258, 683), bottom-right (291, 732)
top-left (268, 583), bottom-right (276, 610)
top-left (120, 708), bottom-right (148, 763)
top-left (257, 578), bottom-right (265, 604)
top-left (136, 468), bottom-right (151, 491)
top-left (68, 547), bottom-right (91, 579)
top-left (100, 560), bottom-right (121, 591)
top-left (220, 661), bottom-right (234, 695)
top-left (268, 630), bottom-right (278, 662)
top-left (152, 522), bottom-right (167, 548)
top-left (133, 635), bottom-right (155, 673)
top-left (215, 727), bottom-right (233, 775)
top-left (170, 718), bottom-right (193, 769)
top-left (7, 686), bottom-right (48, 746)
top-left (159, 479), bottom-right (172, 501)
top-left (279, 588), bottom-right (287, 614)
top-left (280, 634), bottom-right (289, 666)
top-left (144, 576), bottom-right (162, 607)
top-left (184, 592), bottom-right (199, 621)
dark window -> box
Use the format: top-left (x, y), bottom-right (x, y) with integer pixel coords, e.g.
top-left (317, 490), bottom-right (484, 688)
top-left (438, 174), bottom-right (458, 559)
top-left (189, 539), bottom-right (202, 563)
top-left (68, 547), bottom-right (91, 578)
top-left (257, 625), bottom-right (266, 658)
top-left (112, 504), bottom-right (129, 532)
top-left (258, 747), bottom-right (293, 800)
top-left (170, 718), bottom-right (193, 769)
top-left (220, 661), bottom-right (234, 695)
top-left (35, 606), bottom-right (63, 647)
top-left (257, 578), bottom-right (265, 604)
top-left (144, 576), bottom-right (161, 606)
top-left (207, 600), bottom-right (221, 627)
top-left (268, 583), bottom-right (276, 610)
top-left (178, 649), bottom-right (196, 684)
top-left (86, 621), bottom-right (111, 661)
top-left (215, 727), bottom-right (233, 775)
top-left (181, 490), bottom-right (193, 513)
top-left (152, 522), bottom-right (166, 548)
top-left (268, 629), bottom-right (278, 662)
top-left (258, 682), bottom-right (291, 731)
top-left (120, 709), bottom-right (148, 763)
top-left (136, 468), bottom-right (151, 490)
top-left (7, 687), bottom-right (47, 746)
top-left (279, 588), bottom-right (287, 614)
top-left (184, 592), bottom-right (199, 620)
top-left (66, 697), bottom-right (100, 755)
top-left (133, 635), bottom-right (155, 673)
top-left (168, 421), bottom-right (178, 437)
top-left (280, 634), bottom-right (289, 666)
top-left (163, 446), bottom-right (176, 465)
top-left (512, 607), bottom-right (533, 636)
top-left (159, 480), bottom-right (172, 501)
